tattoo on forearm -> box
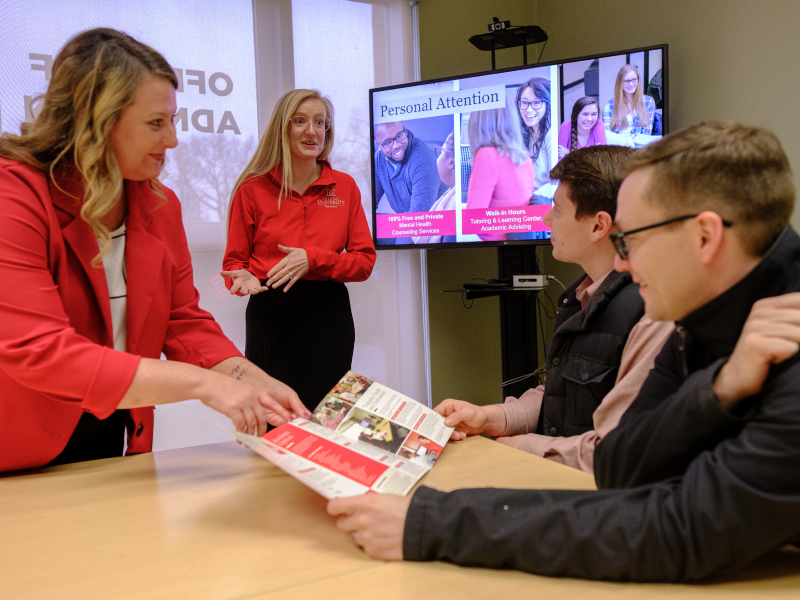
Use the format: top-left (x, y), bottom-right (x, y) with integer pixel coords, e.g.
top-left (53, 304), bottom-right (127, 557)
top-left (230, 360), bottom-right (251, 380)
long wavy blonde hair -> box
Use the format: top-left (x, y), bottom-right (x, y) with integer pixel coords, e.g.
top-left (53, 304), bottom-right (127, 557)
top-left (229, 89), bottom-right (335, 213)
top-left (0, 28), bottom-right (177, 263)
top-left (609, 64), bottom-right (648, 133)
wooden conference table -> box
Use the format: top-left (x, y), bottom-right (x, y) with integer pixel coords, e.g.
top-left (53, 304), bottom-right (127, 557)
top-left (1, 437), bottom-right (799, 600)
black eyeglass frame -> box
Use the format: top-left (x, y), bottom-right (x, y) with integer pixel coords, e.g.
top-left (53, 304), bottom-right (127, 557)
top-left (610, 214), bottom-right (733, 259)
top-left (375, 128), bottom-right (408, 150)
top-left (517, 99), bottom-right (544, 111)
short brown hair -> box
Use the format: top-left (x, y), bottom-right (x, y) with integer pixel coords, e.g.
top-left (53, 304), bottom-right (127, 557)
top-left (620, 121), bottom-right (795, 256)
top-left (549, 145), bottom-right (634, 219)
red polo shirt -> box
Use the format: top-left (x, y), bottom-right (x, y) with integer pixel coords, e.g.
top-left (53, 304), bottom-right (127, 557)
top-left (223, 161), bottom-right (376, 287)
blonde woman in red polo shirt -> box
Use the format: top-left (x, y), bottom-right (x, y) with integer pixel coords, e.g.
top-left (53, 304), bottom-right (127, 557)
top-left (222, 90), bottom-right (376, 413)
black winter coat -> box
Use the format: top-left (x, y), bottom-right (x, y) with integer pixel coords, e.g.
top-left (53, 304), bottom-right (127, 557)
top-left (404, 227), bottom-right (800, 582)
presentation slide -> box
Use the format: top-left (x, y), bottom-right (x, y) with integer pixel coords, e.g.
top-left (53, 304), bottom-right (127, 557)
top-left (370, 45), bottom-right (666, 249)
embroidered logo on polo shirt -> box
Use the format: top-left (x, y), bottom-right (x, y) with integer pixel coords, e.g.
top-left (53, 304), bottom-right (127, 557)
top-left (318, 187), bottom-right (345, 208)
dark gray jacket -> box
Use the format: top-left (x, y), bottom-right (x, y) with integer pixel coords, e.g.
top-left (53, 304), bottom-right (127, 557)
top-left (541, 270), bottom-right (644, 438)
top-left (404, 227), bottom-right (800, 582)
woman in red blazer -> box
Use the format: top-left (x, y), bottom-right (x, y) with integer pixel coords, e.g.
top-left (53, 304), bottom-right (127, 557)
top-left (0, 28), bottom-right (307, 473)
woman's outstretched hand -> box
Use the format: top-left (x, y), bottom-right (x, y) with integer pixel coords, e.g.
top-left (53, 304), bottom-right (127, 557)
top-left (220, 269), bottom-right (268, 295)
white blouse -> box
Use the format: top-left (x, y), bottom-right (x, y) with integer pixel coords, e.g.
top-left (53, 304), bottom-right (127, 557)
top-left (99, 223), bottom-right (127, 352)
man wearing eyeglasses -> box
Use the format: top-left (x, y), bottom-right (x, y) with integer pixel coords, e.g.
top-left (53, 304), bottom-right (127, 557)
top-left (434, 145), bottom-right (674, 474)
top-left (373, 121), bottom-right (448, 244)
top-left (328, 121), bottom-right (800, 582)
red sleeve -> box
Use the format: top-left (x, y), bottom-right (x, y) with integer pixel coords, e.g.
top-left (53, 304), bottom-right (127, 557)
top-left (222, 183), bottom-right (255, 293)
top-left (465, 147), bottom-right (498, 209)
top-left (0, 163), bottom-right (138, 420)
top-left (306, 178), bottom-right (376, 282)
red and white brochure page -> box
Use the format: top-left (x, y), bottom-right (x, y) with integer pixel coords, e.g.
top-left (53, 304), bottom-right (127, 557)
top-left (351, 382), bottom-right (452, 448)
top-left (226, 371), bottom-right (454, 499)
top-left (229, 419), bottom-right (423, 498)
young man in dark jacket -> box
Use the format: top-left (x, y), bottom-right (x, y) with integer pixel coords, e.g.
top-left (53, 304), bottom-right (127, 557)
top-left (328, 121), bottom-right (800, 582)
top-left (434, 145), bottom-right (674, 473)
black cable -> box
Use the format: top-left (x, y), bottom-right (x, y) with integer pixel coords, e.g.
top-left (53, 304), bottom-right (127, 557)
top-left (461, 291), bottom-right (473, 309)
top-left (536, 293), bottom-right (548, 361)
top-left (538, 287), bottom-right (557, 319)
top-left (502, 364), bottom-right (546, 387)
top-left (537, 39), bottom-right (548, 63)
top-left (461, 277), bottom-right (489, 310)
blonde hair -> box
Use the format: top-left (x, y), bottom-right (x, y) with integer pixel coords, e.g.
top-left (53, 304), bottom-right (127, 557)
top-left (469, 96), bottom-right (529, 166)
top-left (0, 28), bottom-right (177, 263)
top-left (620, 121), bottom-right (795, 256)
top-left (610, 64), bottom-right (648, 133)
top-left (229, 89), bottom-right (335, 211)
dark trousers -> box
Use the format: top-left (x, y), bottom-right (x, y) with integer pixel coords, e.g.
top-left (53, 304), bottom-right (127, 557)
top-left (246, 279), bottom-right (355, 412)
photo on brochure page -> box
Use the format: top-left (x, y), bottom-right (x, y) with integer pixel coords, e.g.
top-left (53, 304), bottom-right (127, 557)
top-left (224, 371), bottom-right (455, 499)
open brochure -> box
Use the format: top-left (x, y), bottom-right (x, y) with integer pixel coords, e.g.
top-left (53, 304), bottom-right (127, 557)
top-left (225, 371), bottom-right (454, 499)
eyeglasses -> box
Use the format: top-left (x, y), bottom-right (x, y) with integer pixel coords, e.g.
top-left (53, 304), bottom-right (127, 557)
top-left (434, 145), bottom-right (453, 157)
top-left (610, 214), bottom-right (734, 260)
top-left (376, 129), bottom-right (408, 150)
top-left (518, 99), bottom-right (544, 111)
top-left (290, 116), bottom-right (330, 132)
top-left (622, 78), bottom-right (639, 85)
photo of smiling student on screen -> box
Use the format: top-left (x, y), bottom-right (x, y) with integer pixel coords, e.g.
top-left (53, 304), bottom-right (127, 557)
top-left (558, 96), bottom-right (606, 160)
top-left (515, 77), bottom-right (553, 203)
top-left (602, 64), bottom-right (657, 141)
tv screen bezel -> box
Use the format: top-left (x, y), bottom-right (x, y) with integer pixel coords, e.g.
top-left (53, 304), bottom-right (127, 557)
top-left (368, 43), bottom-right (668, 251)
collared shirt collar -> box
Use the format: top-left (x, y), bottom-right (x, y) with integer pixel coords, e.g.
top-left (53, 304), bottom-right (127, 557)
top-left (575, 270), bottom-right (612, 310)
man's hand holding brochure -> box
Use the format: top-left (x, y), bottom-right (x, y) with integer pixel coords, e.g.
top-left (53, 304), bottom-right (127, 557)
top-left (226, 371), bottom-right (454, 498)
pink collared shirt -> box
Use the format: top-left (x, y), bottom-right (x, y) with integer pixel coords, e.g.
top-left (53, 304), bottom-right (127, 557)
top-left (499, 272), bottom-right (675, 473)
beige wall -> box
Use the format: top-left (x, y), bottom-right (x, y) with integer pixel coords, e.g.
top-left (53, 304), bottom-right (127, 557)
top-left (419, 0), bottom-right (539, 78)
top-left (426, 247), bottom-right (503, 405)
top-left (537, 0), bottom-right (800, 230)
top-left (421, 0), bottom-right (800, 406)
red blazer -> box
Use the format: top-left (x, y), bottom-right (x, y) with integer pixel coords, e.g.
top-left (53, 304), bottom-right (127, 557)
top-left (0, 159), bottom-right (241, 472)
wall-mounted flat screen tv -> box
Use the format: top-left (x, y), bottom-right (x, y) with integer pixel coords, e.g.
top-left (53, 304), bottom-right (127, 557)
top-left (369, 44), bottom-right (667, 249)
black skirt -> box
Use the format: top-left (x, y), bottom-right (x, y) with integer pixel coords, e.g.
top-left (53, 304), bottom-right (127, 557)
top-left (246, 279), bottom-right (355, 412)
